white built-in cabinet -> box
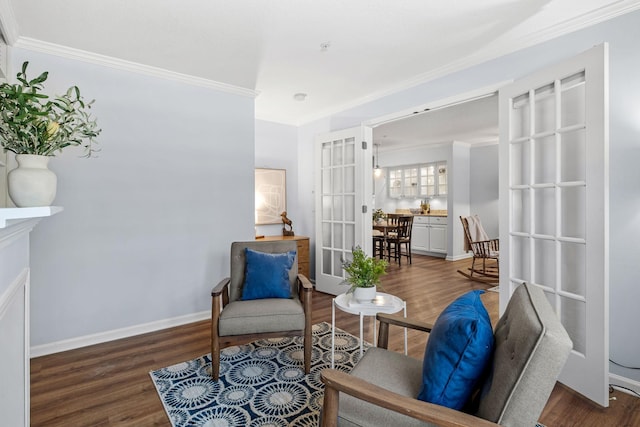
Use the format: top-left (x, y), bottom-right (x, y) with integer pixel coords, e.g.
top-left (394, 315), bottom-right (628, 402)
top-left (0, 207), bottom-right (62, 427)
top-left (388, 161), bottom-right (447, 198)
top-left (411, 215), bottom-right (447, 255)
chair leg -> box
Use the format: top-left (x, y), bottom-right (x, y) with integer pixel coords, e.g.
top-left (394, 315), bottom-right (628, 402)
top-left (303, 286), bottom-right (312, 374)
top-left (304, 324), bottom-right (311, 374)
top-left (211, 339), bottom-right (220, 380)
top-left (403, 241), bottom-right (411, 264)
top-left (211, 296), bottom-right (221, 380)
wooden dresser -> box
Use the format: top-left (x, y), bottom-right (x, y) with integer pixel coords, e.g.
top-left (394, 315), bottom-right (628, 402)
top-left (259, 235), bottom-right (310, 278)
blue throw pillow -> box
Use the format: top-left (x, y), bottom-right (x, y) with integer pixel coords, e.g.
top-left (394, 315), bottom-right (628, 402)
top-left (417, 290), bottom-right (494, 410)
top-left (241, 248), bottom-right (296, 300)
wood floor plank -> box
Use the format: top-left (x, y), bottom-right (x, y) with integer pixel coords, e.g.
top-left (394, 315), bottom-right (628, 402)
top-left (30, 254), bottom-right (638, 426)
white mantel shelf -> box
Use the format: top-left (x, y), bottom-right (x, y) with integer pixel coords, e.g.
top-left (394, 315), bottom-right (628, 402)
top-left (0, 206), bottom-right (63, 229)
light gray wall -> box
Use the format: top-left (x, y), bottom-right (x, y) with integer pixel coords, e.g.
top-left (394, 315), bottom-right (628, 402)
top-left (297, 11), bottom-right (640, 382)
top-left (470, 144), bottom-right (499, 238)
top-left (12, 49), bottom-right (256, 346)
top-left (254, 120), bottom-right (301, 238)
top-left (450, 142), bottom-right (471, 259)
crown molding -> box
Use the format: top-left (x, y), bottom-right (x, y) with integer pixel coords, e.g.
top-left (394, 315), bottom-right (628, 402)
top-left (290, 0), bottom-right (640, 126)
top-left (13, 37), bottom-right (258, 98)
top-left (0, 0), bottom-right (18, 45)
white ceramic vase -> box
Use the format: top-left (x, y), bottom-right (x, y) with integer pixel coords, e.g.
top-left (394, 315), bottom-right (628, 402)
top-left (353, 285), bottom-right (377, 303)
top-left (8, 154), bottom-right (57, 207)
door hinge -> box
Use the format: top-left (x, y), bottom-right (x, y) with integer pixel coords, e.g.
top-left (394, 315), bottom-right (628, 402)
top-left (362, 205), bottom-right (368, 213)
top-left (362, 140), bottom-right (367, 150)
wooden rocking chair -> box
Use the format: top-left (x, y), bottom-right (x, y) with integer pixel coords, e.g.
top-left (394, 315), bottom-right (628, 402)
top-left (458, 215), bottom-right (499, 284)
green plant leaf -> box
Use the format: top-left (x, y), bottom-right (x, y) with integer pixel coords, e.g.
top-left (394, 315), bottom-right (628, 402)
top-left (0, 61), bottom-right (102, 157)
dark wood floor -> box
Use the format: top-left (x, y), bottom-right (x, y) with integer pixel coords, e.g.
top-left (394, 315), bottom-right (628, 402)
top-left (30, 254), bottom-right (639, 426)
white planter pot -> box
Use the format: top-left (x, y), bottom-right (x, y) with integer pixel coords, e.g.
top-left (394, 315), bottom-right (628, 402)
top-left (8, 154), bottom-right (57, 207)
top-left (353, 286), bottom-right (377, 303)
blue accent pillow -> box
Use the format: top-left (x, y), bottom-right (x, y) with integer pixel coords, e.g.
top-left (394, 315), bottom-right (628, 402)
top-left (241, 248), bottom-right (296, 300)
top-left (417, 290), bottom-right (494, 410)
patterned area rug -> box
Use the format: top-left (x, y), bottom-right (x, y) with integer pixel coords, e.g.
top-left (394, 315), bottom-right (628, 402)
top-left (150, 322), bottom-right (368, 426)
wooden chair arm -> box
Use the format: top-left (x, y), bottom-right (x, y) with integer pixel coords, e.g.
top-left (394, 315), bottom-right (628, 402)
top-left (297, 274), bottom-right (313, 312)
top-left (211, 278), bottom-right (230, 297)
top-left (470, 238), bottom-right (499, 246)
top-left (321, 369), bottom-right (500, 427)
top-left (377, 313), bottom-right (433, 332)
top-left (297, 274), bottom-right (313, 291)
top-left (376, 313), bottom-right (434, 349)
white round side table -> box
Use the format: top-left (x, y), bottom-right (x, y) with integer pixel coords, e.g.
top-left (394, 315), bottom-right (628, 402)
top-left (331, 292), bottom-right (407, 368)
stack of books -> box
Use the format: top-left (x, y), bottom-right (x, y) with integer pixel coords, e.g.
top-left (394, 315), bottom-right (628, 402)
top-left (347, 293), bottom-right (396, 309)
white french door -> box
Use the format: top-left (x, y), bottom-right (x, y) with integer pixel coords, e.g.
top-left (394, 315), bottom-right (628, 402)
top-left (315, 127), bottom-right (372, 295)
top-left (499, 44), bottom-right (609, 406)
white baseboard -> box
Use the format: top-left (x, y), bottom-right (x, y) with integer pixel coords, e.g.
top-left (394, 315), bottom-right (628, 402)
top-left (609, 373), bottom-right (640, 398)
top-left (30, 310), bottom-right (210, 358)
top-left (412, 250), bottom-right (447, 259)
top-left (446, 253), bottom-right (473, 261)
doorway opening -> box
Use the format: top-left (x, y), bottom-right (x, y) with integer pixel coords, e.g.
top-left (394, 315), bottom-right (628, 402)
top-left (364, 85), bottom-right (502, 262)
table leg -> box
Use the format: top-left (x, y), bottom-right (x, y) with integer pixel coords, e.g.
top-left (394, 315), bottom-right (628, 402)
top-left (373, 315), bottom-right (377, 347)
top-left (359, 311), bottom-right (364, 358)
top-left (331, 298), bottom-right (336, 369)
top-left (403, 301), bottom-right (407, 356)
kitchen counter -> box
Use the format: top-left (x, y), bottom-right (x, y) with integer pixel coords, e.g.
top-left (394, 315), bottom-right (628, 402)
top-left (394, 209), bottom-right (448, 217)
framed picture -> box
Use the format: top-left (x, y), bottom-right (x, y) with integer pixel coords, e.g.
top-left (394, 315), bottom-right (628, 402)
top-left (255, 168), bottom-right (286, 225)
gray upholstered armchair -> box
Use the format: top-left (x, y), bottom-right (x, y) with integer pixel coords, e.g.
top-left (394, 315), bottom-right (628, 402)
top-left (210, 240), bottom-right (312, 380)
top-left (321, 283), bottom-right (572, 426)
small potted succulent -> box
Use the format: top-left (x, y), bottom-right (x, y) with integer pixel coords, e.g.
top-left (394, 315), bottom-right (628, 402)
top-left (0, 61), bottom-right (101, 207)
top-left (342, 246), bottom-right (388, 302)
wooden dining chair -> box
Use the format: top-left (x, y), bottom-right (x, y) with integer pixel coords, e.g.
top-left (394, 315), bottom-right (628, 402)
top-left (372, 229), bottom-right (386, 259)
top-left (387, 215), bottom-right (413, 265)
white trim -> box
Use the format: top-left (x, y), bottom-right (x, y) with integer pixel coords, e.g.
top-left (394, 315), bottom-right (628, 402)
top-left (13, 37), bottom-right (258, 99)
top-left (364, 81), bottom-right (510, 129)
top-left (0, 268), bottom-right (29, 426)
top-left (446, 252), bottom-right (473, 262)
top-left (0, 267), bottom-right (27, 318)
top-left (23, 269), bottom-right (30, 427)
top-left (0, 218), bottom-right (39, 251)
top-left (0, 206), bottom-right (63, 228)
top-left (609, 373), bottom-right (640, 398)
top-left (30, 310), bottom-right (210, 358)
top-left (0, 0), bottom-right (19, 45)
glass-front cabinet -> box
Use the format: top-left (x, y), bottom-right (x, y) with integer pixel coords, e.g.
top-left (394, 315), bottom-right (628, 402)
top-left (388, 168), bottom-right (403, 198)
top-left (388, 161), bottom-right (447, 198)
top-left (437, 162), bottom-right (447, 195)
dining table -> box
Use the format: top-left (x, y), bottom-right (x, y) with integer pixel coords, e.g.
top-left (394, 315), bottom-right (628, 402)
top-left (372, 220), bottom-right (399, 260)
top-left (373, 220), bottom-right (399, 236)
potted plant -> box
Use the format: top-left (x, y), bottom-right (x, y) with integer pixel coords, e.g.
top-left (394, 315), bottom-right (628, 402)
top-left (372, 208), bottom-right (386, 223)
top-left (0, 61), bottom-right (101, 207)
top-left (342, 246), bottom-right (388, 302)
